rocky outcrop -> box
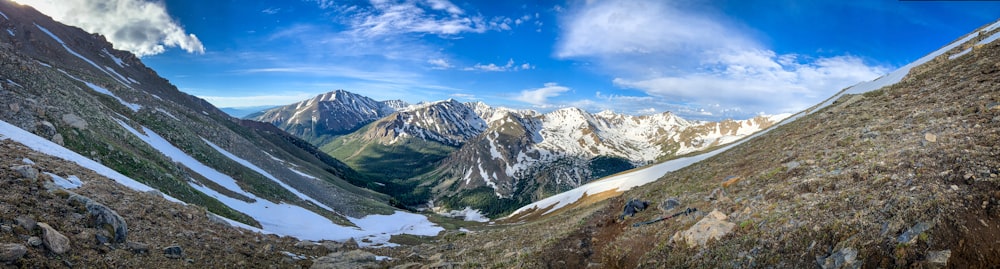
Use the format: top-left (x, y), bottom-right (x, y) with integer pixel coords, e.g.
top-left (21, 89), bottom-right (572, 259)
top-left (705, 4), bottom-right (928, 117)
top-left (37, 223), bottom-right (71, 254)
top-left (672, 209), bottom-right (735, 248)
top-left (68, 192), bottom-right (128, 244)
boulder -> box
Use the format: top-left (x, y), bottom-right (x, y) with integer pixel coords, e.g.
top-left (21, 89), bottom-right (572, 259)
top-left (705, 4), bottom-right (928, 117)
top-left (37, 223), bottom-right (71, 254)
top-left (817, 247), bottom-right (859, 269)
top-left (127, 242), bottom-right (150, 254)
top-left (672, 209), bottom-right (735, 248)
top-left (62, 114), bottom-right (88, 130)
top-left (27, 237), bottom-right (42, 247)
top-left (311, 250), bottom-right (377, 269)
top-left (163, 245), bottom-right (183, 259)
top-left (12, 165), bottom-right (38, 181)
top-left (15, 215), bottom-right (36, 231)
top-left (0, 243), bottom-right (27, 262)
top-left (68, 193), bottom-right (128, 243)
top-left (926, 250), bottom-right (951, 268)
top-left (36, 121), bottom-right (56, 138)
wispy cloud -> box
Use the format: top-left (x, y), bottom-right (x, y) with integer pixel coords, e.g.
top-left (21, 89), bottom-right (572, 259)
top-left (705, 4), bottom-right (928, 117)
top-left (557, 0), bottom-right (888, 118)
top-left (465, 59), bottom-right (534, 72)
top-left (262, 7), bottom-right (281, 15)
top-left (516, 83), bottom-right (569, 106)
top-left (14, 0), bottom-right (205, 57)
top-left (428, 58), bottom-right (453, 69)
top-left (315, 0), bottom-right (511, 37)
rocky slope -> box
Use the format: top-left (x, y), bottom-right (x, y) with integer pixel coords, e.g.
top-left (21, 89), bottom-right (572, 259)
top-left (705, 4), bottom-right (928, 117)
top-left (367, 18), bottom-right (1000, 268)
top-left (0, 0), bottom-right (410, 240)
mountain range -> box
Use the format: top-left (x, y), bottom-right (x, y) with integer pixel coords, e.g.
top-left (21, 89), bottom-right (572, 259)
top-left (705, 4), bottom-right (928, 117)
top-left (3, 0), bottom-right (999, 267)
top-left (252, 90), bottom-right (788, 217)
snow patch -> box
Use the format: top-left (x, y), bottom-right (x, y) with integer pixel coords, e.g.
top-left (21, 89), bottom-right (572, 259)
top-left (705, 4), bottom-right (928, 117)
top-left (75, 75), bottom-right (141, 112)
top-left (201, 138), bottom-right (335, 212)
top-left (22, 158), bottom-right (34, 165)
top-left (0, 10), bottom-right (7, 20)
top-left (34, 24), bottom-right (130, 86)
top-left (288, 168), bottom-right (319, 180)
top-left (6, 29), bottom-right (13, 36)
top-left (0, 119), bottom-right (182, 203)
top-left (438, 207), bottom-right (490, 222)
top-left (978, 31), bottom-right (1000, 46)
top-left (949, 48), bottom-right (972, 60)
top-left (102, 48), bottom-right (126, 67)
top-left (155, 108), bottom-right (180, 121)
top-left (36, 61), bottom-right (51, 68)
top-left (5, 79), bottom-right (20, 87)
top-left (46, 173), bottom-right (83, 189)
top-left (113, 119), bottom-right (442, 243)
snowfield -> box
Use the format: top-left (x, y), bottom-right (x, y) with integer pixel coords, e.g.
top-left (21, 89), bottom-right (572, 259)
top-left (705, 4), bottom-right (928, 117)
top-left (111, 119), bottom-right (442, 244)
top-left (0, 118), bottom-right (440, 245)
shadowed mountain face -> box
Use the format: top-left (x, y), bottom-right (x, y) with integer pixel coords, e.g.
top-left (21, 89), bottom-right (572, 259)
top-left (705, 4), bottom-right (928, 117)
top-left (0, 0), bottom-right (394, 232)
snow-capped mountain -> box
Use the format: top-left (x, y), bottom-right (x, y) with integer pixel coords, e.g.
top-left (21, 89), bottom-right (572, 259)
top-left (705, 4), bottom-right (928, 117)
top-left (427, 104), bottom-right (787, 215)
top-left (305, 90), bottom-right (788, 217)
top-left (250, 90), bottom-right (408, 144)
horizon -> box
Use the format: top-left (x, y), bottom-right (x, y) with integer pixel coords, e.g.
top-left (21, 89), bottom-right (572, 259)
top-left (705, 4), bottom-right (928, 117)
top-left (11, 0), bottom-right (1000, 120)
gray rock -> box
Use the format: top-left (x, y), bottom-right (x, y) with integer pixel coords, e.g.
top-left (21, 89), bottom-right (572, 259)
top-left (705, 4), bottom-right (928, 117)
top-left (52, 133), bottom-right (64, 146)
top-left (27, 236), bottom-right (42, 247)
top-left (311, 250), bottom-right (377, 269)
top-left (38, 223), bottom-right (71, 254)
top-left (294, 240), bottom-right (317, 249)
top-left (926, 250), bottom-right (951, 268)
top-left (321, 241), bottom-right (346, 252)
top-left (0, 243), bottom-right (27, 262)
top-left (817, 247), bottom-right (859, 269)
top-left (68, 192), bottom-right (128, 244)
top-left (784, 161), bottom-right (801, 170)
top-left (145, 189), bottom-right (164, 198)
top-left (1, 225), bottom-right (11, 233)
top-left (660, 198), bottom-right (681, 212)
top-left (61, 114), bottom-right (88, 130)
top-left (8, 103), bottom-right (19, 113)
top-left (897, 221), bottom-right (934, 244)
top-left (15, 215), bottom-right (36, 231)
top-left (206, 213), bottom-right (231, 227)
top-left (12, 165), bottom-right (38, 180)
top-left (36, 121), bottom-right (57, 138)
top-left (127, 242), bottom-right (149, 254)
top-left (163, 245), bottom-right (183, 259)
top-left (672, 209), bottom-right (735, 248)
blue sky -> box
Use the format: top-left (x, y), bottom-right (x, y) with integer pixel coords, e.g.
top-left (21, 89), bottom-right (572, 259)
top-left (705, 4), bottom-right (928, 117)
top-left (14, 0), bottom-right (1000, 120)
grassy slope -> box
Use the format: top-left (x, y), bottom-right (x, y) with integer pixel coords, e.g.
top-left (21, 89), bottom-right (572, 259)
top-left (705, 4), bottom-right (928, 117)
top-left (375, 26), bottom-right (1000, 268)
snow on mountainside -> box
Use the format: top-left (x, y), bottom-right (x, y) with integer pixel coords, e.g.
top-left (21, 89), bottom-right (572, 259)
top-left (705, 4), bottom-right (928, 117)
top-left (251, 90), bottom-right (408, 143)
top-left (0, 1), bottom-right (441, 245)
top-left (301, 89), bottom-right (787, 217)
top-left (507, 18), bottom-right (1000, 221)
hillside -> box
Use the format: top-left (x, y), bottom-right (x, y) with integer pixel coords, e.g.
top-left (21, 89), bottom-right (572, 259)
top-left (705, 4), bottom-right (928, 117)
top-left (0, 0), bottom-right (444, 247)
top-left (366, 19), bottom-right (1000, 268)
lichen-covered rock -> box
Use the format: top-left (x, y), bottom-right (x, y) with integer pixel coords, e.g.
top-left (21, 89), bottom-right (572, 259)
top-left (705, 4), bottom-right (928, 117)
top-left (672, 209), bottom-right (735, 248)
top-left (0, 243), bottom-right (27, 262)
top-left (37, 223), bottom-right (70, 254)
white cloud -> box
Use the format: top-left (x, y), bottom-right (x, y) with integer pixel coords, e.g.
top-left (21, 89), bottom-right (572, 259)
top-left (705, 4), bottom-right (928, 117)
top-left (466, 58), bottom-right (533, 72)
top-left (557, 0), bottom-right (889, 118)
top-left (516, 83), bottom-right (570, 106)
top-left (14, 0), bottom-right (205, 57)
top-left (428, 58), bottom-right (453, 69)
top-left (262, 7), bottom-right (281, 15)
top-left (331, 0), bottom-right (510, 37)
